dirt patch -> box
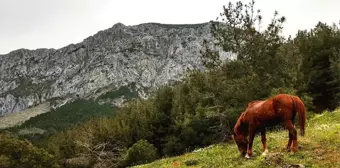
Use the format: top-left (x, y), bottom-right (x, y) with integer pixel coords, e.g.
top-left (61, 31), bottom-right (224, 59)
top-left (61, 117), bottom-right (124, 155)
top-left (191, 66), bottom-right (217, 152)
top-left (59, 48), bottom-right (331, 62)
top-left (282, 164), bottom-right (305, 168)
top-left (323, 150), bottom-right (340, 163)
top-left (264, 152), bottom-right (306, 168)
top-left (265, 152), bottom-right (284, 167)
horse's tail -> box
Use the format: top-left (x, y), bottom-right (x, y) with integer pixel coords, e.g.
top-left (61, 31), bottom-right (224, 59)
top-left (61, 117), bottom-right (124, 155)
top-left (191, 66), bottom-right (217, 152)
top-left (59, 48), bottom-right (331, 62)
top-left (292, 96), bottom-right (306, 136)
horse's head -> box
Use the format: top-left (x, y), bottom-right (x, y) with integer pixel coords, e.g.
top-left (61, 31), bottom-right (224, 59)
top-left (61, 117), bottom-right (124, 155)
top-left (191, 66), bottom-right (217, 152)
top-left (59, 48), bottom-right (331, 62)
top-left (233, 112), bottom-right (250, 156)
top-left (232, 132), bottom-right (248, 156)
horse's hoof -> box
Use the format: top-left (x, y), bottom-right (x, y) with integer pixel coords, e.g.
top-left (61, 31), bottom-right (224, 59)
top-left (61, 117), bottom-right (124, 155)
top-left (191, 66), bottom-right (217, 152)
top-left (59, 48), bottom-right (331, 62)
top-left (262, 149), bottom-right (269, 156)
top-left (292, 147), bottom-right (298, 153)
top-left (245, 154), bottom-right (251, 159)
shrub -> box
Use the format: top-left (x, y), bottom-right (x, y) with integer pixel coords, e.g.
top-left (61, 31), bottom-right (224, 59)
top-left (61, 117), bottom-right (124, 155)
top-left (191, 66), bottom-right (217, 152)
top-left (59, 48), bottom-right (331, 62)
top-left (123, 139), bottom-right (158, 166)
top-left (0, 133), bottom-right (59, 168)
top-left (270, 87), bottom-right (298, 96)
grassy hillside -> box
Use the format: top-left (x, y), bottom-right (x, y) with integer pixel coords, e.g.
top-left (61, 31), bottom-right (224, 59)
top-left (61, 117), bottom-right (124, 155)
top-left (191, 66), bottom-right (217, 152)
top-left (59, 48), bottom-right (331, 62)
top-left (2, 99), bottom-right (116, 144)
top-left (1, 84), bottom-right (141, 143)
top-left (0, 102), bottom-right (50, 129)
top-left (10, 99), bottom-right (116, 132)
top-left (135, 108), bottom-right (340, 168)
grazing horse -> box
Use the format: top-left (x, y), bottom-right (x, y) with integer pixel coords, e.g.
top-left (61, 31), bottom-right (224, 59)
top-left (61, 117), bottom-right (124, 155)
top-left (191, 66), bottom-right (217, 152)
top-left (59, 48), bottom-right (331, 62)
top-left (232, 94), bottom-right (306, 158)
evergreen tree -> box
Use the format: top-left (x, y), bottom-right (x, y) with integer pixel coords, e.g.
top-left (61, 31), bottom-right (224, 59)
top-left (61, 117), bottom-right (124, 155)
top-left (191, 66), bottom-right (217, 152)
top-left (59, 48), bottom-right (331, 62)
top-left (295, 22), bottom-right (340, 112)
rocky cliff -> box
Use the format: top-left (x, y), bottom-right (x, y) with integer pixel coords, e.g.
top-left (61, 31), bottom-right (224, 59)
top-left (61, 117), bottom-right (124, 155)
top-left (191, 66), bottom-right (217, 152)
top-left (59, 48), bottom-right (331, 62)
top-left (0, 22), bottom-right (228, 116)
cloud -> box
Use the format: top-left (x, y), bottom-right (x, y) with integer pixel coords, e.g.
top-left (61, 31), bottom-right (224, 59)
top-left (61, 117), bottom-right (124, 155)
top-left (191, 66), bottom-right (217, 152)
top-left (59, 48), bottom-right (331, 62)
top-left (0, 0), bottom-right (339, 54)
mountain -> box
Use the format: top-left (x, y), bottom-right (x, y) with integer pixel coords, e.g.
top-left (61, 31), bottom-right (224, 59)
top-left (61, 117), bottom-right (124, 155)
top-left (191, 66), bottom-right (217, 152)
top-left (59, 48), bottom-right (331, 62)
top-left (0, 22), bottom-right (228, 118)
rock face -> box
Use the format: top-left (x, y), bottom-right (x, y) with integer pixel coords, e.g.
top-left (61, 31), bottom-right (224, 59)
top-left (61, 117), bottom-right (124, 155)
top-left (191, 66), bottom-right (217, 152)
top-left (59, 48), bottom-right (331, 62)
top-left (0, 22), bottom-right (222, 116)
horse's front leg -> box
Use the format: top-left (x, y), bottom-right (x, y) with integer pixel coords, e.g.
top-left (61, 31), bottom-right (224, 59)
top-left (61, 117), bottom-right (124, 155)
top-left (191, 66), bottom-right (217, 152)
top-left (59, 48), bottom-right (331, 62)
top-left (261, 128), bottom-right (268, 156)
top-left (246, 127), bottom-right (256, 158)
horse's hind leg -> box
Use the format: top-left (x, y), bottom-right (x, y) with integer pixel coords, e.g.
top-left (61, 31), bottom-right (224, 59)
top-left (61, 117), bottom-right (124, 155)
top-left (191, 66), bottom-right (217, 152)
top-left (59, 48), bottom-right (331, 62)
top-left (261, 128), bottom-right (268, 156)
top-left (284, 120), bottom-right (298, 153)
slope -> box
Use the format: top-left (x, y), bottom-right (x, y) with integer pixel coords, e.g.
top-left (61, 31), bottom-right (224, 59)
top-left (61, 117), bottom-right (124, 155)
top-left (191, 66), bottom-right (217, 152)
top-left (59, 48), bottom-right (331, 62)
top-left (135, 108), bottom-right (340, 168)
top-left (1, 83), bottom-right (144, 145)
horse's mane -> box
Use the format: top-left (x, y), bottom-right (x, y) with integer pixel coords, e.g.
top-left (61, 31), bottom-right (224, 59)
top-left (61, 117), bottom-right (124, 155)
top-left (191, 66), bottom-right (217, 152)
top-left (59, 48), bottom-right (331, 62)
top-left (234, 112), bottom-right (248, 135)
top-left (247, 100), bottom-right (261, 108)
top-left (239, 112), bottom-right (246, 120)
top-left (235, 100), bottom-right (267, 135)
top-left (235, 99), bottom-right (271, 137)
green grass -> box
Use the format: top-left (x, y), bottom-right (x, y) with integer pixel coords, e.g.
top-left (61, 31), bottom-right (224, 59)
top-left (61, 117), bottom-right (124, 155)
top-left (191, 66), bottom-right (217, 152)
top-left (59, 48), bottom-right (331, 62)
top-left (134, 108), bottom-right (340, 168)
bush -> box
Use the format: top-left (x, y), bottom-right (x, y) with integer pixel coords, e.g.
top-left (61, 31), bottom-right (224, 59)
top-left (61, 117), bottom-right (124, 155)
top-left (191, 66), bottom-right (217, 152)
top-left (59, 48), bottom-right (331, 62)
top-left (0, 133), bottom-right (59, 168)
top-left (270, 87), bottom-right (298, 96)
top-left (123, 139), bottom-right (158, 166)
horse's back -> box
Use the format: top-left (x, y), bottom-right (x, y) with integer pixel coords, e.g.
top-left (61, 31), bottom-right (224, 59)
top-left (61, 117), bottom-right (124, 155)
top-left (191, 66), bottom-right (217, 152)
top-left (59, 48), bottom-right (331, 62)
top-left (274, 93), bottom-right (306, 119)
top-left (246, 100), bottom-right (265, 112)
top-left (238, 94), bottom-right (305, 132)
top-left (273, 94), bottom-right (297, 103)
top-left (272, 94), bottom-right (295, 113)
top-left (243, 98), bottom-right (281, 126)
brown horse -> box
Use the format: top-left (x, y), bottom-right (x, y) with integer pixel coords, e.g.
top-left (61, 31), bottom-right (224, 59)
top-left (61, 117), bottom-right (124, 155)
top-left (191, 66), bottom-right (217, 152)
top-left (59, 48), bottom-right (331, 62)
top-left (232, 94), bottom-right (306, 158)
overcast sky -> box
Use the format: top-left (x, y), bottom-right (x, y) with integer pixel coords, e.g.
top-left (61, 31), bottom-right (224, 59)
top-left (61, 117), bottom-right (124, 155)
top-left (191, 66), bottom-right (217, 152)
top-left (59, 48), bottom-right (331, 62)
top-left (0, 0), bottom-right (339, 54)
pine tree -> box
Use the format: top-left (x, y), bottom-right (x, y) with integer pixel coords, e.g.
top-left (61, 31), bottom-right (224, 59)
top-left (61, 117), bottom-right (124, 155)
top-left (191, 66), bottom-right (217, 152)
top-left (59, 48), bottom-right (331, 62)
top-left (295, 22), bottom-right (340, 112)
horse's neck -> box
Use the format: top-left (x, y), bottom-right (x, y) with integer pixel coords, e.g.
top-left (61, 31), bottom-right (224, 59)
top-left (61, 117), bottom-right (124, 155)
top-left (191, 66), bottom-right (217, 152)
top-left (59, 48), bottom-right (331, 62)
top-left (234, 114), bottom-right (249, 135)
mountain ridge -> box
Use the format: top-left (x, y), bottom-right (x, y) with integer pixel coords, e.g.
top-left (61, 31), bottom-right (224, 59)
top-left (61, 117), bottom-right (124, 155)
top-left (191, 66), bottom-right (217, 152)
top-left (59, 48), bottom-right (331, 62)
top-left (0, 22), bottom-right (210, 56)
top-left (0, 21), bottom-right (229, 119)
